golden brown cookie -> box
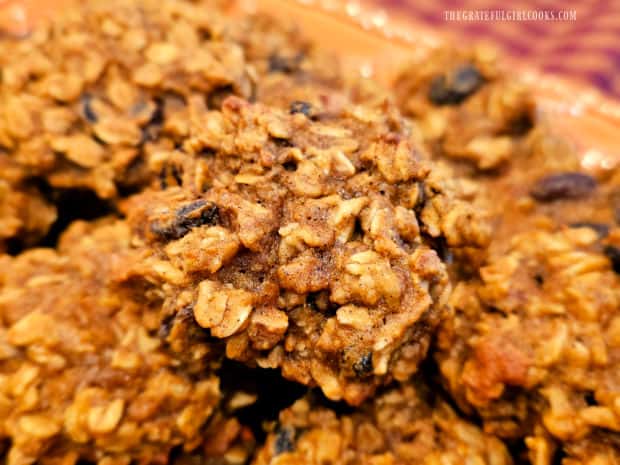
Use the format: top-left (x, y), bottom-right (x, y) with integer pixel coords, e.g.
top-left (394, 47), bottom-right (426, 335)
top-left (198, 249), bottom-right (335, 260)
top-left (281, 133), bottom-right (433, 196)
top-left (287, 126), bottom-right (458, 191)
top-left (0, 220), bottom-right (252, 465)
top-left (116, 95), bottom-right (490, 406)
top-left (253, 381), bottom-right (513, 465)
top-left (0, 0), bottom-right (346, 250)
top-left (437, 227), bottom-right (620, 464)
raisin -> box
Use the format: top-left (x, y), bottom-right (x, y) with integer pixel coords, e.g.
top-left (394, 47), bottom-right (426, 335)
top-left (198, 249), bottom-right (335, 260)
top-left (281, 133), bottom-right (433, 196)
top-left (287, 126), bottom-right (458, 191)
top-left (150, 200), bottom-right (219, 240)
top-left (207, 85), bottom-right (234, 110)
top-left (353, 352), bottom-right (373, 377)
top-left (81, 93), bottom-right (98, 122)
top-left (282, 160), bottom-right (297, 171)
top-left (530, 172), bottom-right (596, 202)
top-left (289, 101), bottom-right (312, 117)
top-left (452, 66), bottom-right (483, 96)
top-left (268, 53), bottom-right (303, 73)
top-left (141, 98), bottom-right (165, 144)
top-left (414, 181), bottom-right (426, 213)
top-left (272, 137), bottom-right (294, 148)
top-left (170, 164), bottom-right (183, 186)
top-left (157, 164), bottom-right (183, 190)
top-left (158, 166), bottom-right (168, 189)
top-left (157, 314), bottom-right (175, 339)
top-left (274, 427), bottom-right (295, 455)
top-left (150, 223), bottom-right (174, 240)
top-left (428, 76), bottom-right (453, 105)
top-left (176, 200), bottom-right (207, 217)
top-left (603, 245), bottom-right (620, 274)
top-left (569, 222), bottom-right (609, 238)
top-left (533, 273), bottom-right (545, 286)
top-left (505, 113), bottom-right (533, 136)
top-left (428, 65), bottom-right (483, 105)
top-left (177, 304), bottom-right (198, 324)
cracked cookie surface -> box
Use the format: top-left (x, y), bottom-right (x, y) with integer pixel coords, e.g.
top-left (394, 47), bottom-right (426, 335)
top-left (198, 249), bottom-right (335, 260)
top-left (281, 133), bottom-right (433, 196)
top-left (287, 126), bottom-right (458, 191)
top-left (118, 95), bottom-right (490, 405)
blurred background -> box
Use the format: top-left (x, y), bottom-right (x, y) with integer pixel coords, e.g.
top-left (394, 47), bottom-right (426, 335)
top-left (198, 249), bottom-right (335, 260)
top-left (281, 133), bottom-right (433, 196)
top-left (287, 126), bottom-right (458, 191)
top-left (371, 0), bottom-right (620, 98)
top-left (1, 0), bottom-right (619, 98)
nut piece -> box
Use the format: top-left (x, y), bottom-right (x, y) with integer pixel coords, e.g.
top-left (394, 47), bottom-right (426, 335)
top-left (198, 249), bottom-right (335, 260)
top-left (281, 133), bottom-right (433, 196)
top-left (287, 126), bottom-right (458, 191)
top-left (464, 136), bottom-right (512, 170)
top-left (361, 140), bottom-right (427, 183)
top-left (233, 199), bottom-right (275, 251)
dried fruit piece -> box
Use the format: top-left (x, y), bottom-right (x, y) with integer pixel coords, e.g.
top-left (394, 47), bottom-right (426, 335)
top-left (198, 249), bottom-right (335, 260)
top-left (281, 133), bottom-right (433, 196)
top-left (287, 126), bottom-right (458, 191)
top-left (150, 200), bottom-right (220, 241)
top-left (352, 352), bottom-right (373, 377)
top-left (394, 48), bottom-right (534, 170)
top-left (603, 244), bottom-right (620, 273)
top-left (273, 427), bottom-right (295, 455)
top-left (289, 101), bottom-right (312, 117)
top-left (268, 53), bottom-right (304, 73)
top-left (80, 93), bottom-right (98, 123)
top-left (530, 172), bottom-right (597, 202)
top-left (428, 65), bottom-right (484, 105)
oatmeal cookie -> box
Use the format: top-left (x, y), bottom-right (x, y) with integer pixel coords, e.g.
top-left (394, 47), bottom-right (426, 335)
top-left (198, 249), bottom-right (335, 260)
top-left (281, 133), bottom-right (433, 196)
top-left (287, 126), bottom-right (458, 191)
top-left (253, 381), bottom-right (513, 465)
top-left (394, 47), bottom-right (620, 464)
top-left (393, 47), bottom-right (535, 170)
top-left (0, 220), bottom-right (251, 465)
top-left (0, 0), bottom-right (346, 195)
top-left (117, 95), bottom-right (490, 406)
top-left (0, 0), bottom-right (348, 249)
top-left (436, 227), bottom-right (620, 464)
top-left (393, 46), bottom-right (620, 249)
top-left (1, 0), bottom-right (245, 197)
